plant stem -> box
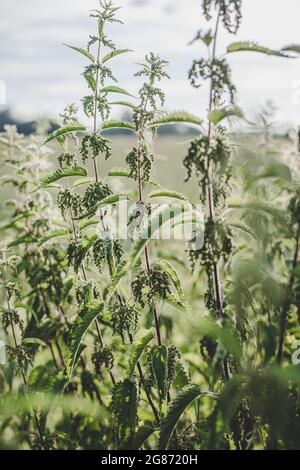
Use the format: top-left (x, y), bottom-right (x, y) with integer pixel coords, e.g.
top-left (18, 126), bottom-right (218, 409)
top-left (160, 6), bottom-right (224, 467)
top-left (136, 98), bottom-right (162, 348)
top-left (206, 9), bottom-right (230, 381)
top-left (277, 222), bottom-right (300, 363)
top-left (92, 34), bottom-right (102, 183)
top-left (103, 239), bottom-right (160, 423)
top-left (67, 191), bottom-right (116, 386)
top-left (77, 24), bottom-right (117, 387)
top-left (39, 288), bottom-right (65, 368)
top-left (2, 254), bottom-right (46, 449)
top-left (128, 330), bottom-right (160, 425)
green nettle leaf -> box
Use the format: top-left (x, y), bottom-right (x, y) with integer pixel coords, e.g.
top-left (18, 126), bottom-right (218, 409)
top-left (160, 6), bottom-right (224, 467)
top-left (159, 385), bottom-right (217, 449)
top-left (97, 194), bottom-right (128, 207)
top-left (102, 48), bottom-right (133, 63)
top-left (107, 167), bottom-right (161, 186)
top-left (228, 201), bottom-right (287, 224)
top-left (74, 194), bottom-right (129, 219)
top-left (228, 222), bottom-right (257, 241)
top-left (109, 101), bottom-right (137, 109)
top-left (128, 328), bottom-right (156, 377)
top-left (259, 162), bottom-right (292, 182)
top-left (84, 74), bottom-right (96, 92)
top-left (129, 203), bottom-right (187, 268)
top-left (102, 260), bottom-right (127, 307)
top-left (66, 301), bottom-right (105, 377)
top-left (0, 212), bottom-right (35, 230)
top-left (44, 124), bottom-right (86, 144)
top-left (64, 44), bottom-right (95, 62)
top-left (108, 167), bottom-right (134, 178)
top-left (100, 120), bottom-right (136, 132)
top-left (227, 41), bottom-right (291, 58)
top-left (22, 338), bottom-right (48, 348)
top-left (8, 234), bottom-right (37, 248)
top-left (173, 362), bottom-right (190, 389)
top-left (148, 111), bottom-right (203, 128)
top-left (72, 177), bottom-right (95, 188)
top-left (78, 219), bottom-right (99, 232)
top-left (39, 183), bottom-right (62, 191)
top-left (28, 365), bottom-right (65, 394)
top-left (38, 167), bottom-right (87, 189)
top-left (38, 229), bottom-right (70, 246)
top-left (99, 85), bottom-right (135, 98)
top-left (157, 260), bottom-right (187, 306)
top-left (133, 421), bottom-right (158, 450)
top-left (208, 107), bottom-right (243, 125)
top-left (111, 379), bottom-right (139, 450)
top-left (282, 44), bottom-right (300, 54)
top-left (149, 189), bottom-right (188, 202)
top-left (149, 345), bottom-right (169, 403)
top-left (197, 318), bottom-right (242, 358)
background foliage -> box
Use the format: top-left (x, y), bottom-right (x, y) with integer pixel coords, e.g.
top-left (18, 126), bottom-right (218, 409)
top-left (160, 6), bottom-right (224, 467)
top-left (0, 0), bottom-right (300, 450)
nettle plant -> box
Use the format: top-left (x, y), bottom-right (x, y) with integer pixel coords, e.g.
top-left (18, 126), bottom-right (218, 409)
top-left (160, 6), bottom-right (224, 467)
top-left (1, 0), bottom-right (300, 451)
top-left (34, 0), bottom-right (205, 450)
top-left (178, 0), bottom-right (300, 450)
top-left (183, 0), bottom-right (299, 380)
top-left (0, 124), bottom-right (74, 449)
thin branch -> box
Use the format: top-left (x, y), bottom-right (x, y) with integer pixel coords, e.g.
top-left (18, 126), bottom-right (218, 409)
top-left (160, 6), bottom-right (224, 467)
top-left (205, 9), bottom-right (230, 381)
top-left (277, 222), bottom-right (300, 363)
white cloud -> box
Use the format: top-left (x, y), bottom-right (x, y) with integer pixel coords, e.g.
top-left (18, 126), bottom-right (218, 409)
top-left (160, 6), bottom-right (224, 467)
top-left (0, 0), bottom-right (299, 125)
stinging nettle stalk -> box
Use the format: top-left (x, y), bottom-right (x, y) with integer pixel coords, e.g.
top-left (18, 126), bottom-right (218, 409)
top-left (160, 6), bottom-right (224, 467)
top-left (184, 0), bottom-right (294, 383)
top-left (184, 0), bottom-right (244, 382)
top-left (37, 0), bottom-right (197, 447)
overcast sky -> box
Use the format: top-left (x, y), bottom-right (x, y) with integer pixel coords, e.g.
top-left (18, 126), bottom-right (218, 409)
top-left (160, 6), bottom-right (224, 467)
top-left (1, 0), bottom-right (300, 126)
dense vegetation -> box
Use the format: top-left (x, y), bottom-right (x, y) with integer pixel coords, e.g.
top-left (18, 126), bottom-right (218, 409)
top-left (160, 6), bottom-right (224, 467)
top-left (1, 0), bottom-right (300, 450)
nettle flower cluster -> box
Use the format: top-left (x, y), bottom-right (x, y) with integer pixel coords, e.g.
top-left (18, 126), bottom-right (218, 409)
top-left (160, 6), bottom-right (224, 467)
top-left (126, 53), bottom-right (169, 183)
top-left (52, 4), bottom-right (128, 280)
top-left (202, 0), bottom-right (242, 33)
top-left (189, 59), bottom-right (236, 104)
top-left (184, 14), bottom-right (238, 281)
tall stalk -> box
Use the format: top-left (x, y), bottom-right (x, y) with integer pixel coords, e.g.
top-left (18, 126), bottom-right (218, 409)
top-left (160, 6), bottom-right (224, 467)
top-left (1, 249), bottom-right (46, 449)
top-left (277, 204), bottom-right (300, 363)
top-left (185, 2), bottom-right (243, 382)
top-left (205, 8), bottom-right (229, 380)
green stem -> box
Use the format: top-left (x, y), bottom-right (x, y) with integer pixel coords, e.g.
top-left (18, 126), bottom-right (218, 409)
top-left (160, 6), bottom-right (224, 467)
top-left (2, 253), bottom-right (46, 449)
top-left (85, 21), bottom-right (116, 386)
top-left (206, 9), bottom-right (230, 381)
top-left (277, 222), bottom-right (300, 363)
top-left (136, 98), bottom-right (162, 348)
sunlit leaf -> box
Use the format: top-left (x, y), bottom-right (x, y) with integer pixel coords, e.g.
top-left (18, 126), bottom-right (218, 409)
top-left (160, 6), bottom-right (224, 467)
top-left (102, 48), bottom-right (133, 63)
top-left (44, 125), bottom-right (86, 144)
top-left (208, 107), bottom-right (243, 125)
top-left (64, 44), bottom-right (95, 62)
top-left (38, 229), bottom-right (70, 246)
top-left (148, 111), bottom-right (203, 128)
top-left (149, 189), bottom-right (188, 202)
top-left (100, 120), bottom-right (136, 132)
top-left (99, 85), bottom-right (135, 98)
top-left (66, 301), bottom-right (105, 377)
top-left (159, 385), bottom-right (217, 449)
top-left (128, 328), bottom-right (156, 377)
top-left (227, 41), bottom-right (292, 58)
top-left (38, 167), bottom-right (87, 189)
